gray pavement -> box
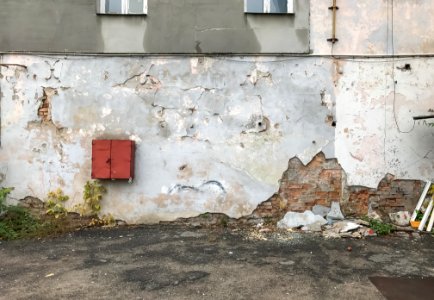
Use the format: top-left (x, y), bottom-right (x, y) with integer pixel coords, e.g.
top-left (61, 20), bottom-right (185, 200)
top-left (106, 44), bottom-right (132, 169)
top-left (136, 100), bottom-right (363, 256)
top-left (0, 225), bottom-right (433, 300)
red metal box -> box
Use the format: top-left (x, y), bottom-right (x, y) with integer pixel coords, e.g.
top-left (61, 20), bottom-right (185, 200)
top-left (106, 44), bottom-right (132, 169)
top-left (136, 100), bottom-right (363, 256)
top-left (91, 140), bottom-right (135, 180)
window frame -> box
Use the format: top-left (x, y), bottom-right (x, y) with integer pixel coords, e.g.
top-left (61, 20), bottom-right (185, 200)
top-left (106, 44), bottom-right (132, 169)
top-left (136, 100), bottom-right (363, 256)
top-left (244, 0), bottom-right (294, 14)
top-left (97, 0), bottom-right (148, 15)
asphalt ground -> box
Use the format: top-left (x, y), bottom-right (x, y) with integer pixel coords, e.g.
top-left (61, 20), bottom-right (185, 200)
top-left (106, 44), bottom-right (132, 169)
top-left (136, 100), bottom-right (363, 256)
top-left (0, 225), bottom-right (433, 300)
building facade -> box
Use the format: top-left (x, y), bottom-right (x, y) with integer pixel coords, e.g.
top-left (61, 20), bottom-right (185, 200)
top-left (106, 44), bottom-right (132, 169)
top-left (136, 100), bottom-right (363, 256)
top-left (0, 0), bottom-right (433, 223)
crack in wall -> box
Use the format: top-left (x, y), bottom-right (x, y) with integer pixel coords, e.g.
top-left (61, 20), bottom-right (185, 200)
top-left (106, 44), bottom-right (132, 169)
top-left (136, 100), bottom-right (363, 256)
top-left (113, 64), bottom-right (155, 87)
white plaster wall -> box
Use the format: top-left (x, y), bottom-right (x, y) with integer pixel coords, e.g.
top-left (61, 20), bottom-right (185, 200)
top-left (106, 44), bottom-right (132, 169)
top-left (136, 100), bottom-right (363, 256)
top-left (334, 58), bottom-right (434, 187)
top-left (0, 56), bottom-right (336, 223)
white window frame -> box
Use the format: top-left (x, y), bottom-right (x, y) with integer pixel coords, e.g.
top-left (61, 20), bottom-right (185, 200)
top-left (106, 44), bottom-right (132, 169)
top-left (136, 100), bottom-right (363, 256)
top-left (244, 0), bottom-right (294, 14)
top-left (98, 0), bottom-right (148, 15)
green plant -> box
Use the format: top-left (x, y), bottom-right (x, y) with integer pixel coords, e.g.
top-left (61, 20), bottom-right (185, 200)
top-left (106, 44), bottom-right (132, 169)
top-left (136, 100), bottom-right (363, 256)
top-left (46, 188), bottom-right (69, 218)
top-left (414, 210), bottom-right (424, 221)
top-left (77, 180), bottom-right (106, 217)
top-left (363, 217), bottom-right (393, 236)
top-left (0, 187), bottom-right (14, 209)
top-left (0, 187), bottom-right (43, 240)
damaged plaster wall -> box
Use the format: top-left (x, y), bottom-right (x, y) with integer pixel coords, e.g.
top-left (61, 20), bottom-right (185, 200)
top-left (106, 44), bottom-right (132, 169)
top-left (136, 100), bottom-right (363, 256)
top-left (0, 56), bottom-right (336, 223)
top-left (1, 54), bottom-right (433, 223)
top-left (335, 59), bottom-right (434, 187)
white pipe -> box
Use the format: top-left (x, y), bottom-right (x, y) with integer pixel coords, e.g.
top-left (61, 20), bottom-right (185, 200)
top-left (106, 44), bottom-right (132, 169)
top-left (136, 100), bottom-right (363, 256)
top-left (411, 181), bottom-right (431, 221)
top-left (418, 199), bottom-right (433, 231)
top-left (426, 201), bottom-right (434, 232)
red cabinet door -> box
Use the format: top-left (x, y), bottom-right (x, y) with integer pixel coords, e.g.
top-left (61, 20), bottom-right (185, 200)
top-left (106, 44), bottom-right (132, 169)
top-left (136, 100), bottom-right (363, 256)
top-left (111, 140), bottom-right (134, 179)
top-left (91, 140), bottom-right (111, 179)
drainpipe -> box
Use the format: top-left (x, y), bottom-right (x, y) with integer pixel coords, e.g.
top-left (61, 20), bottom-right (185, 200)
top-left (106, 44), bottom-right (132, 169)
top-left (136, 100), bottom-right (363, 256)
top-left (327, 0), bottom-right (339, 44)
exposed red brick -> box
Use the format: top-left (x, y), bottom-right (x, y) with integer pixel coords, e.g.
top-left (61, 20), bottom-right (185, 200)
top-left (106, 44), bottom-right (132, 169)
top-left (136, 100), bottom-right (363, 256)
top-left (251, 152), bottom-right (423, 220)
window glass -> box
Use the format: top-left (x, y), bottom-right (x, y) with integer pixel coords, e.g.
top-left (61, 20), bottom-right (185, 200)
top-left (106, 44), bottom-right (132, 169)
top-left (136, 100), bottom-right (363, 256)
top-left (270, 0), bottom-right (287, 13)
top-left (246, 0), bottom-right (264, 13)
top-left (129, 0), bottom-right (144, 14)
top-left (106, 0), bottom-right (122, 14)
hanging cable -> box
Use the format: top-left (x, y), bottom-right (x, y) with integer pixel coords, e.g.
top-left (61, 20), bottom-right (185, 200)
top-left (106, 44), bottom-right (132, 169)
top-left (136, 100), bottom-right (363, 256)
top-left (390, 0), bottom-right (415, 134)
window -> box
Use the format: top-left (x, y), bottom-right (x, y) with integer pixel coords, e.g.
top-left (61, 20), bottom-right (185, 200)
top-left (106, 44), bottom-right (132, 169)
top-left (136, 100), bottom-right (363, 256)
top-left (97, 0), bottom-right (147, 15)
top-left (244, 0), bottom-right (294, 14)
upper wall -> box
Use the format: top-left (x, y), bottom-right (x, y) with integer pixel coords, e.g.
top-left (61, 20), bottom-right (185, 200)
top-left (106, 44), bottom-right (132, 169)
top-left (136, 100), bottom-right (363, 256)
top-left (311, 0), bottom-right (434, 55)
top-left (0, 0), bottom-right (310, 54)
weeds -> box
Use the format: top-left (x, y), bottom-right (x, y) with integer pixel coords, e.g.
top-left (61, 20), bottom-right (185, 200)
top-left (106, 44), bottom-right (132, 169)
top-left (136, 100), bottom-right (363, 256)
top-left (77, 180), bottom-right (106, 217)
top-left (46, 188), bottom-right (69, 218)
top-left (0, 187), bottom-right (42, 240)
top-left (363, 216), bottom-right (393, 235)
top-left (76, 181), bottom-right (115, 226)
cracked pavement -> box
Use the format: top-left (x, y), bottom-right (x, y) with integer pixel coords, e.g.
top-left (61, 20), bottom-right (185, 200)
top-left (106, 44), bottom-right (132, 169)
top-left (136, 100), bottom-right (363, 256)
top-left (0, 225), bottom-right (433, 299)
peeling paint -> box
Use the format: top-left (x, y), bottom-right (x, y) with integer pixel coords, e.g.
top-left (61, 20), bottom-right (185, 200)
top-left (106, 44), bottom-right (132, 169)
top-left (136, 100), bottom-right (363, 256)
top-left (0, 0), bottom-right (433, 224)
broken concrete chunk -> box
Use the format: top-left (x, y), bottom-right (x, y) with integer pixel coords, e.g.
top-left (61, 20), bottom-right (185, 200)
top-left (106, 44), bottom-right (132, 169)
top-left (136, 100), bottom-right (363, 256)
top-left (277, 211), bottom-right (327, 229)
top-left (389, 211), bottom-right (411, 227)
top-left (312, 205), bottom-right (331, 217)
top-left (332, 221), bottom-right (361, 233)
top-left (351, 231), bottom-right (362, 239)
top-left (326, 202), bottom-right (345, 224)
top-left (367, 210), bottom-right (382, 221)
top-left (301, 220), bottom-right (323, 232)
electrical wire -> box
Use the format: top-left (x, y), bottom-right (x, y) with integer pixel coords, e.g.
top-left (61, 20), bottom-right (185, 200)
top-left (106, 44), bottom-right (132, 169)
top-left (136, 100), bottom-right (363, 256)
top-left (390, 0), bottom-right (416, 134)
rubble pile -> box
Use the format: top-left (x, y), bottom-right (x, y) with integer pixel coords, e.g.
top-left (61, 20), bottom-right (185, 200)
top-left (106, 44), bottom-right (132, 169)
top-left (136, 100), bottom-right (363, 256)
top-left (251, 201), bottom-right (420, 240)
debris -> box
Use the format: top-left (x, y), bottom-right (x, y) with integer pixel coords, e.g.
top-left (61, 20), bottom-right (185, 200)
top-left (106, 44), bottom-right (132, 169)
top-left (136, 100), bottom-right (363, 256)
top-left (367, 202), bottom-right (383, 221)
top-left (312, 205), bottom-right (331, 217)
top-left (360, 227), bottom-right (377, 237)
top-left (337, 221), bottom-right (361, 233)
top-left (351, 231), bottom-right (362, 239)
top-left (367, 210), bottom-right (382, 221)
top-left (389, 211), bottom-right (411, 227)
top-left (45, 273), bottom-right (54, 278)
top-left (326, 202), bottom-right (345, 224)
top-left (392, 225), bottom-right (414, 232)
top-left (347, 246), bottom-right (352, 252)
top-left (352, 219), bottom-right (370, 226)
top-left (277, 211), bottom-right (327, 229)
top-left (301, 221), bottom-right (323, 232)
top-left (340, 232), bottom-right (353, 238)
top-left (279, 260), bottom-right (295, 266)
top-left (322, 230), bottom-right (341, 239)
top-left (324, 221), bottom-right (360, 234)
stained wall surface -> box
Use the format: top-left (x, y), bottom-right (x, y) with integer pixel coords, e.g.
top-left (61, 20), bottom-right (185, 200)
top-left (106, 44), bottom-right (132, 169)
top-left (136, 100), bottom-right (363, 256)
top-left (0, 0), bottom-right (309, 54)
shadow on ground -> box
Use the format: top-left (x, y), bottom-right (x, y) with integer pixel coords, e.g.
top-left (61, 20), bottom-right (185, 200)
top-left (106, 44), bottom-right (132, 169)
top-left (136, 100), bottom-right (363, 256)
top-left (0, 225), bottom-right (433, 299)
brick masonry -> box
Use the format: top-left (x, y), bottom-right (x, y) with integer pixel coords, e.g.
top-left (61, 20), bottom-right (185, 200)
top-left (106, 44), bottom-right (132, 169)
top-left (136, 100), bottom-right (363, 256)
top-left (251, 152), bottom-right (424, 221)
top-left (38, 87), bottom-right (57, 122)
